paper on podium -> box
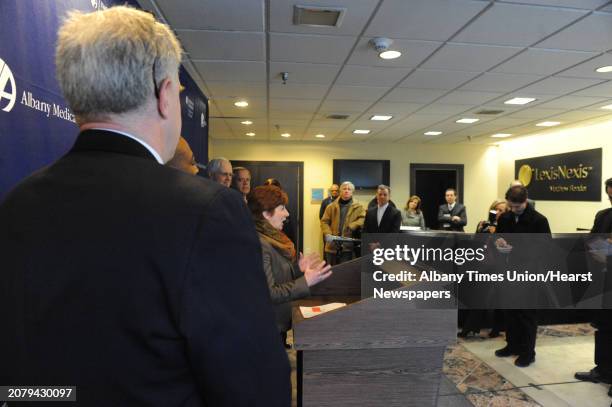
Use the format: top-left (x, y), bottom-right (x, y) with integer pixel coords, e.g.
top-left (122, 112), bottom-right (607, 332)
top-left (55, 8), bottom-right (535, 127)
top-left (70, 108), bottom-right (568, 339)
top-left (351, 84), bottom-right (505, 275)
top-left (300, 302), bottom-right (346, 319)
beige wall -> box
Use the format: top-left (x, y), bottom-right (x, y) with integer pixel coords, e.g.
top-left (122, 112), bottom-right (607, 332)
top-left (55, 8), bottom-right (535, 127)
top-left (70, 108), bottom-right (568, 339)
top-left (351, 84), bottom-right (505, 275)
top-left (497, 120), bottom-right (612, 233)
top-left (211, 140), bottom-right (499, 255)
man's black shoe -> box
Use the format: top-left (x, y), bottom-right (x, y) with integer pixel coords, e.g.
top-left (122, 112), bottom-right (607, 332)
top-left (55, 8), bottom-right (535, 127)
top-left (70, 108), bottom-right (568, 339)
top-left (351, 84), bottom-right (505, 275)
top-left (495, 346), bottom-right (516, 357)
top-left (514, 354), bottom-right (535, 367)
top-left (575, 368), bottom-right (612, 384)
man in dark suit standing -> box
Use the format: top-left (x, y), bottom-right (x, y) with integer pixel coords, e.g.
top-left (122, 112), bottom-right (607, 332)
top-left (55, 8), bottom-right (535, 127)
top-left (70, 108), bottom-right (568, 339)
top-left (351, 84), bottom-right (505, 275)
top-left (575, 177), bottom-right (612, 396)
top-left (0, 6), bottom-right (289, 407)
top-left (364, 185), bottom-right (402, 234)
top-left (319, 184), bottom-right (339, 219)
top-left (494, 185), bottom-right (551, 368)
top-left (437, 188), bottom-right (468, 231)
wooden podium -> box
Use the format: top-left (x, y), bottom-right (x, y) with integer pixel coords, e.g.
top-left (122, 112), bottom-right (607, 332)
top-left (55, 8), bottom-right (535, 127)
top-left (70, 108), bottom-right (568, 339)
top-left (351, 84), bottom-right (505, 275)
top-left (293, 257), bottom-right (457, 407)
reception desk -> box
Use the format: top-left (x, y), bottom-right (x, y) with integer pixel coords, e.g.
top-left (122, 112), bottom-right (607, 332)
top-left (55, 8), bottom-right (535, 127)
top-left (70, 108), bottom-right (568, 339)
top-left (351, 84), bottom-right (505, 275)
top-left (293, 257), bottom-right (457, 407)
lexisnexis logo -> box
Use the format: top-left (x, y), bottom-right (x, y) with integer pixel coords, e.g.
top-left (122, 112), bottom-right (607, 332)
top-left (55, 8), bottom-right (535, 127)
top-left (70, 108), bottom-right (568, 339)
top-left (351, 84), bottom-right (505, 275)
top-left (0, 58), bottom-right (17, 113)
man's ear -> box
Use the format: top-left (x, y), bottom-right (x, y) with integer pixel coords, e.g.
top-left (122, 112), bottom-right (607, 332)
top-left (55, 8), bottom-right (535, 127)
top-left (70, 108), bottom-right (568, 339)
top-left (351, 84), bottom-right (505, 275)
top-left (156, 78), bottom-right (174, 118)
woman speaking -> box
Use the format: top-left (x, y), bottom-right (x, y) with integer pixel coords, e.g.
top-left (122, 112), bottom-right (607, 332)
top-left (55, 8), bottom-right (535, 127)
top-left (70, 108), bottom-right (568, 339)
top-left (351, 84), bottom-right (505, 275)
top-left (248, 185), bottom-right (332, 347)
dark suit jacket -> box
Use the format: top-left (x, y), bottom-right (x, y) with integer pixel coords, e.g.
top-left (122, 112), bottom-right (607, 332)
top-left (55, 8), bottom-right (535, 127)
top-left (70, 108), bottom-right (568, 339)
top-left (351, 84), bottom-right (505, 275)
top-left (592, 207), bottom-right (612, 233)
top-left (364, 205), bottom-right (402, 233)
top-left (0, 130), bottom-right (290, 406)
top-left (496, 203), bottom-right (551, 234)
top-left (319, 196), bottom-right (335, 219)
top-left (437, 202), bottom-right (467, 231)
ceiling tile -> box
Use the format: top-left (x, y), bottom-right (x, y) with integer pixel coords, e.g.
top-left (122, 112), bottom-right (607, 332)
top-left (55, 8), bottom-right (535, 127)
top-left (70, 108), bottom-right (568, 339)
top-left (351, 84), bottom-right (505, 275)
top-left (536, 95), bottom-right (608, 109)
top-left (504, 107), bottom-right (566, 119)
top-left (269, 0), bottom-right (378, 36)
top-left (269, 33), bottom-right (355, 64)
top-left (535, 12), bottom-right (612, 52)
top-left (363, 102), bottom-right (424, 117)
top-left (193, 61), bottom-right (265, 82)
top-left (573, 81), bottom-right (612, 97)
top-left (415, 104), bottom-right (472, 116)
top-left (460, 73), bottom-right (543, 92)
top-left (269, 62), bottom-right (341, 85)
top-left (453, 3), bottom-right (587, 47)
top-left (518, 76), bottom-right (605, 94)
top-left (421, 43), bottom-right (522, 71)
top-left (319, 99), bottom-right (373, 113)
top-left (269, 98), bottom-right (321, 111)
top-left (214, 97), bottom-right (267, 117)
top-left (155, 0), bottom-right (264, 31)
top-left (492, 48), bottom-right (598, 75)
top-left (346, 38), bottom-right (441, 67)
top-left (327, 85), bottom-right (390, 101)
top-left (365, 0), bottom-right (489, 41)
top-left (398, 69), bottom-right (480, 89)
top-left (206, 82), bottom-right (266, 98)
top-left (557, 53), bottom-right (612, 79)
top-left (545, 110), bottom-right (612, 122)
top-left (336, 65), bottom-right (411, 86)
top-left (309, 119), bottom-right (352, 128)
top-left (436, 90), bottom-right (502, 105)
top-left (177, 30), bottom-right (264, 61)
top-left (269, 83), bottom-right (329, 99)
top-left (382, 88), bottom-right (447, 103)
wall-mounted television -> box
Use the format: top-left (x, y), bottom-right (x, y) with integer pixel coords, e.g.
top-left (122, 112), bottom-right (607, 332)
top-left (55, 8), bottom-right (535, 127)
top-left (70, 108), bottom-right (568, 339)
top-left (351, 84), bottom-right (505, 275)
top-left (333, 159), bottom-right (390, 190)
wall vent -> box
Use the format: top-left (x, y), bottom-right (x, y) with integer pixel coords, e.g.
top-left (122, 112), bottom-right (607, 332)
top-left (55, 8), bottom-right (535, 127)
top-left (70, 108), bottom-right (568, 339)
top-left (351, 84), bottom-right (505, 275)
top-left (326, 114), bottom-right (350, 120)
top-left (475, 109), bottom-right (504, 115)
top-left (293, 5), bottom-right (346, 27)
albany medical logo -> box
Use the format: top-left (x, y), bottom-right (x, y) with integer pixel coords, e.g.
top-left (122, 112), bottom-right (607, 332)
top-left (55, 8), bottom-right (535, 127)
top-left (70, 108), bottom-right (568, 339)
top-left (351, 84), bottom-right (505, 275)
top-left (0, 58), bottom-right (17, 113)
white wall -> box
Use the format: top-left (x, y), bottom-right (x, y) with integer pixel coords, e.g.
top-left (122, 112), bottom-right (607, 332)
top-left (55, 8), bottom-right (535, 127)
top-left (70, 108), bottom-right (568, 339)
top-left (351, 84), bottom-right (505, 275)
top-left (497, 120), bottom-right (612, 232)
top-left (211, 140), bottom-right (499, 255)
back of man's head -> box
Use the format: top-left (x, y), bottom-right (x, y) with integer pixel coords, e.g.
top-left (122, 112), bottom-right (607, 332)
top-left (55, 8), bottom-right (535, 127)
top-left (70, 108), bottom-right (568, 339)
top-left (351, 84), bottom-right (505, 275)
top-left (55, 6), bottom-right (182, 123)
top-left (505, 185), bottom-right (528, 203)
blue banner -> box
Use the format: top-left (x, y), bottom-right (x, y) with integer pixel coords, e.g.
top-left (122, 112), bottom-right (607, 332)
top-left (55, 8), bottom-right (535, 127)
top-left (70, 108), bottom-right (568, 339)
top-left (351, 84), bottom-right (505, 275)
top-left (0, 0), bottom-right (208, 200)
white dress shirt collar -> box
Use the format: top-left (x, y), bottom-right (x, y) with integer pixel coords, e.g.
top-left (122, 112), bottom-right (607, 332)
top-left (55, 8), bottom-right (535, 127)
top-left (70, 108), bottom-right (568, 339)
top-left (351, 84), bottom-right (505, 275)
top-left (91, 128), bottom-right (164, 164)
top-left (377, 203), bottom-right (389, 226)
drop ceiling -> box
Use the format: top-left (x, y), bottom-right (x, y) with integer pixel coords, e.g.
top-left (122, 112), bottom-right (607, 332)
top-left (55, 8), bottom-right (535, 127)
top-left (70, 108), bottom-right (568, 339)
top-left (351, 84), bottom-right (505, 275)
top-left (138, 0), bottom-right (612, 144)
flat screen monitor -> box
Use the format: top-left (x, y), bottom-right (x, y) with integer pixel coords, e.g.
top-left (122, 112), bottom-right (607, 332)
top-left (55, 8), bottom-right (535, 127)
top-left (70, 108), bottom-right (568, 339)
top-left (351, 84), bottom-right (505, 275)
top-left (333, 159), bottom-right (390, 190)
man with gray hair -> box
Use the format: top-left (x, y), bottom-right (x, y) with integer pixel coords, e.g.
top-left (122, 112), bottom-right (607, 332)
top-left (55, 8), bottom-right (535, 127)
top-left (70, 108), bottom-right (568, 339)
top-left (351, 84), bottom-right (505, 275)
top-left (321, 181), bottom-right (365, 265)
top-left (207, 157), bottom-right (233, 187)
top-left (0, 6), bottom-right (289, 406)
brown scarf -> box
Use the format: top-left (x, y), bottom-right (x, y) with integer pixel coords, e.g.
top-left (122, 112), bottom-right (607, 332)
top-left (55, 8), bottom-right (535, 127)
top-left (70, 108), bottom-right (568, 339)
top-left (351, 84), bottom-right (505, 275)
top-left (255, 219), bottom-right (296, 262)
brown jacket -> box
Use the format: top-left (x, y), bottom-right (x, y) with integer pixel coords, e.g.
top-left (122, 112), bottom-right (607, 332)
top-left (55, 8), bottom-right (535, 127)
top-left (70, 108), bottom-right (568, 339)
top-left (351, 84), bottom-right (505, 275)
top-left (320, 199), bottom-right (365, 253)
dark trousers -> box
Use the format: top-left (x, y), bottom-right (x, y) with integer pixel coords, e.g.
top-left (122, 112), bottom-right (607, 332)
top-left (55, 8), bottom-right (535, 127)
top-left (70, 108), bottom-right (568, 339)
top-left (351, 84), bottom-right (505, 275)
top-left (594, 310), bottom-right (612, 373)
top-left (505, 309), bottom-right (537, 357)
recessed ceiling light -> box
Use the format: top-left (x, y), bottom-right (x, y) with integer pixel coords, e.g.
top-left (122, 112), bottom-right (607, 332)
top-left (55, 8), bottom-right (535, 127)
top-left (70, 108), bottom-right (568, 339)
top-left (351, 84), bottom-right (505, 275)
top-left (234, 100), bottom-right (249, 107)
top-left (281, 133), bottom-right (291, 138)
top-left (424, 131), bottom-right (442, 136)
top-left (456, 118), bottom-right (479, 124)
top-left (595, 66), bottom-right (612, 73)
top-left (352, 129), bottom-right (370, 134)
top-left (536, 121), bottom-right (561, 127)
top-left (241, 120), bottom-right (253, 125)
top-left (245, 132), bottom-right (255, 137)
top-left (491, 133), bottom-right (512, 138)
top-left (315, 134), bottom-right (325, 138)
top-left (504, 97), bottom-right (536, 105)
top-left (370, 115), bottom-right (393, 121)
top-left (379, 50), bottom-right (402, 60)
top-left (600, 104), bottom-right (612, 110)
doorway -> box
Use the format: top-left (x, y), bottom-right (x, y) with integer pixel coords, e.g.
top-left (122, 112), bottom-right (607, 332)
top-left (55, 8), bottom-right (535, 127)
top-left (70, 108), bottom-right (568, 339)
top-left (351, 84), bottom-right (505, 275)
top-left (231, 160), bottom-right (304, 253)
top-left (410, 164), bottom-right (464, 230)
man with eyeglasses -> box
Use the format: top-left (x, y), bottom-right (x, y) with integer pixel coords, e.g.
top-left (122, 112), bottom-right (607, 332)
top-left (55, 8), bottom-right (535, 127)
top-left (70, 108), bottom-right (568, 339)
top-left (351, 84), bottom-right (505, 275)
top-left (0, 6), bottom-right (289, 406)
top-left (207, 157), bottom-right (233, 187)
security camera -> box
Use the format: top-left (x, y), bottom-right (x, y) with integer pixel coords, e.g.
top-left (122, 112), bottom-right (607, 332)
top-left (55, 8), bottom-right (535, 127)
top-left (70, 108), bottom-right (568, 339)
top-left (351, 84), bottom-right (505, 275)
top-left (281, 72), bottom-right (289, 85)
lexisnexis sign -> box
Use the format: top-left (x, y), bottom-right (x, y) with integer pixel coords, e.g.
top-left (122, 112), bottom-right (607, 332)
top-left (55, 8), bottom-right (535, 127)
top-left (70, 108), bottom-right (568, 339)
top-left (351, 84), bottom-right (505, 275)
top-left (515, 148), bottom-right (602, 201)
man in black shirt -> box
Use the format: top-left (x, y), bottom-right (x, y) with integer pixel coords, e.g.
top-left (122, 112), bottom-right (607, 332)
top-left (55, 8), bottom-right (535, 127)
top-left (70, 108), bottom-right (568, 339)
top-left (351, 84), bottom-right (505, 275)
top-left (319, 184), bottom-right (339, 219)
top-left (575, 178), bottom-right (612, 396)
top-left (494, 185), bottom-right (550, 367)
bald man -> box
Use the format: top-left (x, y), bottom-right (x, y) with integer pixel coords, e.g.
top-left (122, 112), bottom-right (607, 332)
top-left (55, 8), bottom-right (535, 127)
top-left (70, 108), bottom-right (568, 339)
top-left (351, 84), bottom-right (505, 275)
top-left (167, 137), bottom-right (199, 175)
